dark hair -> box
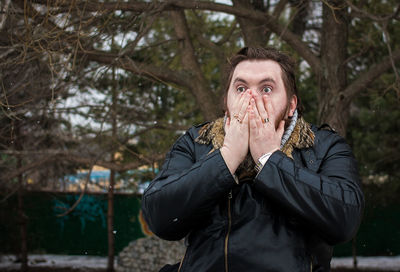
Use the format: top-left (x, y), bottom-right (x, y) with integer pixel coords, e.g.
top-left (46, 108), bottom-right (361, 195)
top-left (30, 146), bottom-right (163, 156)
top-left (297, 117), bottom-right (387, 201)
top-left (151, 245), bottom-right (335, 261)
top-left (222, 47), bottom-right (303, 116)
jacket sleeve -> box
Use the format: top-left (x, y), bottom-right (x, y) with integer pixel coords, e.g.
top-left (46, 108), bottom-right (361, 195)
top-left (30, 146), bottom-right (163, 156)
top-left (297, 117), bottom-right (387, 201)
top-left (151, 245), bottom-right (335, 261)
top-left (253, 131), bottom-right (365, 245)
top-left (141, 128), bottom-right (236, 241)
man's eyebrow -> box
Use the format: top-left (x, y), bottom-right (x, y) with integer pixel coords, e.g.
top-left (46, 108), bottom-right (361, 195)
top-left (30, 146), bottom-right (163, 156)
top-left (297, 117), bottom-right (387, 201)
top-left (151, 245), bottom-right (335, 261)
top-left (259, 77), bottom-right (276, 85)
top-left (233, 77), bottom-right (247, 84)
top-left (233, 77), bottom-right (276, 85)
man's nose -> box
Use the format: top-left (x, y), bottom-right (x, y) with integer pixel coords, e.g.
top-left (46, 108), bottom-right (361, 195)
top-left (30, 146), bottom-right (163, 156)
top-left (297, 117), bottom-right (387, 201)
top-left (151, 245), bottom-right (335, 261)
top-left (250, 89), bottom-right (261, 97)
top-left (243, 89), bottom-right (252, 96)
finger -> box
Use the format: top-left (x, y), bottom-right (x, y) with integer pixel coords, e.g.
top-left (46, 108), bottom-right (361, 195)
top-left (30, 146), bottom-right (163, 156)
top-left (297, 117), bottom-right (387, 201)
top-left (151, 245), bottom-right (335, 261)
top-left (237, 91), bottom-right (252, 121)
top-left (248, 107), bottom-right (257, 131)
top-left (254, 93), bottom-right (269, 121)
top-left (230, 92), bottom-right (245, 118)
top-left (242, 109), bottom-right (249, 124)
top-left (263, 96), bottom-right (276, 124)
top-left (250, 99), bottom-right (263, 128)
top-left (243, 110), bottom-right (250, 134)
top-left (237, 91), bottom-right (247, 106)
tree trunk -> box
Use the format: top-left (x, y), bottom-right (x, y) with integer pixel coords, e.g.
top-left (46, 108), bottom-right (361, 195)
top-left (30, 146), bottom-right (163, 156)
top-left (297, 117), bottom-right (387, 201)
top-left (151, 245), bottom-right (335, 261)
top-left (171, 10), bottom-right (220, 120)
top-left (0, 0), bottom-right (11, 30)
top-left (318, 0), bottom-right (349, 136)
top-left (289, 0), bottom-right (310, 38)
top-left (17, 155), bottom-right (28, 272)
top-left (107, 168), bottom-right (115, 272)
top-left (106, 58), bottom-right (117, 272)
top-left (233, 0), bottom-right (268, 47)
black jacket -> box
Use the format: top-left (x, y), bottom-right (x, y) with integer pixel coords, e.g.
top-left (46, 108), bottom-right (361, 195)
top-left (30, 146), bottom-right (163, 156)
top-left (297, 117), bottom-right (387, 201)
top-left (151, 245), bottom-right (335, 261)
top-left (142, 123), bottom-right (365, 272)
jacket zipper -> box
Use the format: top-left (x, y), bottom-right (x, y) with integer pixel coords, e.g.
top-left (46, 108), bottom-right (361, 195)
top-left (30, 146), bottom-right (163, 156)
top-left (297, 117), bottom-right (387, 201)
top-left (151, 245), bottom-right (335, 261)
top-left (178, 233), bottom-right (192, 272)
top-left (177, 250), bottom-right (186, 272)
top-left (224, 190), bottom-right (233, 272)
top-left (310, 255), bottom-right (313, 272)
top-left (182, 191), bottom-right (312, 272)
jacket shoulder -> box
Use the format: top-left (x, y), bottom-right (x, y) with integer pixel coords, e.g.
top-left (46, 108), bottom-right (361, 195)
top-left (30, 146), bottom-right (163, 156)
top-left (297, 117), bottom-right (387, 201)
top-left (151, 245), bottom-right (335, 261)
top-left (194, 121), bottom-right (211, 128)
top-left (186, 121), bottom-right (211, 140)
top-left (318, 123), bottom-right (337, 133)
top-left (311, 123), bottom-right (340, 142)
top-left (310, 123), bottom-right (351, 159)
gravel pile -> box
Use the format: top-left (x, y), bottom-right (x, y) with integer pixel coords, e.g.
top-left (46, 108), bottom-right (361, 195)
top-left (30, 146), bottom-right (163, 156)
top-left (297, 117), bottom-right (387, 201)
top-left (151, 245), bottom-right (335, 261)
top-left (116, 236), bottom-right (185, 272)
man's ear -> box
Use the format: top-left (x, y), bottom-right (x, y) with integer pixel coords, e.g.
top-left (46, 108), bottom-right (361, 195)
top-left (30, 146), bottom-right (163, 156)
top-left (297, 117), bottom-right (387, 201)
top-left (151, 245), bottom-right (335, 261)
top-left (288, 95), bottom-right (297, 117)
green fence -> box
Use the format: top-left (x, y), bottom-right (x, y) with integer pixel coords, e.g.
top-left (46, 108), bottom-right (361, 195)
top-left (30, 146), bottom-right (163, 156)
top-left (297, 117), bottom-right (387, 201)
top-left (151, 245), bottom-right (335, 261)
top-left (1, 191), bottom-right (399, 257)
top-left (334, 204), bottom-right (400, 256)
top-left (0, 192), bottom-right (144, 256)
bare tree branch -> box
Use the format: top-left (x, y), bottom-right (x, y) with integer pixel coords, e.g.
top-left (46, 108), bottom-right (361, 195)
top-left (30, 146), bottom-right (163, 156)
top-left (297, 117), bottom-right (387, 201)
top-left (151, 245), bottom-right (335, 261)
top-left (0, 150), bottom-right (166, 180)
top-left (0, 155), bottom-right (54, 183)
top-left (343, 48), bottom-right (400, 103)
top-left (82, 50), bottom-right (191, 89)
top-left (56, 164), bottom-right (94, 217)
top-left (28, 0), bottom-right (322, 76)
top-left (347, 1), bottom-right (400, 22)
top-left (118, 13), bottom-right (158, 58)
top-left (272, 0), bottom-right (289, 19)
top-left (232, 0), bottom-right (269, 47)
top-left (216, 20), bottom-right (239, 46)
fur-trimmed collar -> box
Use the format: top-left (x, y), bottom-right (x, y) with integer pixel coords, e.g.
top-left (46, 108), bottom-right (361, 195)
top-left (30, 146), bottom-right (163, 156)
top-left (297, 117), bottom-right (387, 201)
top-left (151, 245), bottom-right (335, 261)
top-left (195, 117), bottom-right (315, 180)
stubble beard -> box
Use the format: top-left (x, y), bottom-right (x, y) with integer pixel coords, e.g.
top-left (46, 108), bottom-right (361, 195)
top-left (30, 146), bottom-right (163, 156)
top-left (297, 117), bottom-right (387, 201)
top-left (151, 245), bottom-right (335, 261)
top-left (275, 103), bottom-right (292, 130)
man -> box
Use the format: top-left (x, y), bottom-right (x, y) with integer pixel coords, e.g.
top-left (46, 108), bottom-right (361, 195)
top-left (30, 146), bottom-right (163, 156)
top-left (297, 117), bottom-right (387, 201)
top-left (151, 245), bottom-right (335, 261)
top-left (142, 47), bottom-right (364, 271)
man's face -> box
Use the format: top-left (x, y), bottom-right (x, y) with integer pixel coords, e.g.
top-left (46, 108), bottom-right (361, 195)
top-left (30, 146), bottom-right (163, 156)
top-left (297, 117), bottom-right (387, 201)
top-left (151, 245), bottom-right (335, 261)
top-left (226, 60), bottom-right (297, 127)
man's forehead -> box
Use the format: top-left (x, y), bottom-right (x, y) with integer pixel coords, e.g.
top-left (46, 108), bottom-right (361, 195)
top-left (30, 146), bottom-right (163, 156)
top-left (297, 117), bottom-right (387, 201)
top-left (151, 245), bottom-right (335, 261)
top-left (231, 60), bottom-right (283, 83)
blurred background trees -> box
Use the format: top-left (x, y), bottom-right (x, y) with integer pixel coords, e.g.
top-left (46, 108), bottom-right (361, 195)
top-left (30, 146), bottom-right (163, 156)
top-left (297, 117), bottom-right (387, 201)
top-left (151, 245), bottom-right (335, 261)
top-left (1, 0), bottom-right (399, 270)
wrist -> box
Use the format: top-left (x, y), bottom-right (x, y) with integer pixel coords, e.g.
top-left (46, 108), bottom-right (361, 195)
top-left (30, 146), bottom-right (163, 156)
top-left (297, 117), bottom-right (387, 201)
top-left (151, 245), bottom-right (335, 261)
top-left (253, 147), bottom-right (279, 164)
top-left (255, 149), bottom-right (278, 172)
top-left (264, 147), bottom-right (279, 155)
top-left (220, 146), bottom-right (240, 175)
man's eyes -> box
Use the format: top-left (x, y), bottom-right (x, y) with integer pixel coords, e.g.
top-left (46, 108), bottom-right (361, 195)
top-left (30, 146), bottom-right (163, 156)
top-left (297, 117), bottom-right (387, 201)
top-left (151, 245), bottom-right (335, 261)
top-left (235, 86), bottom-right (273, 93)
top-left (262, 86), bottom-right (272, 93)
top-left (236, 86), bottom-right (247, 92)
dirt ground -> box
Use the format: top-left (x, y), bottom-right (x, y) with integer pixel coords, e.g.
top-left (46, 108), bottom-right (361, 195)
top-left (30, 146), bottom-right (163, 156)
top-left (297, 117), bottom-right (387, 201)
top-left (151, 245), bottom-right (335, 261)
top-left (1, 266), bottom-right (400, 272)
top-left (1, 254), bottom-right (399, 272)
